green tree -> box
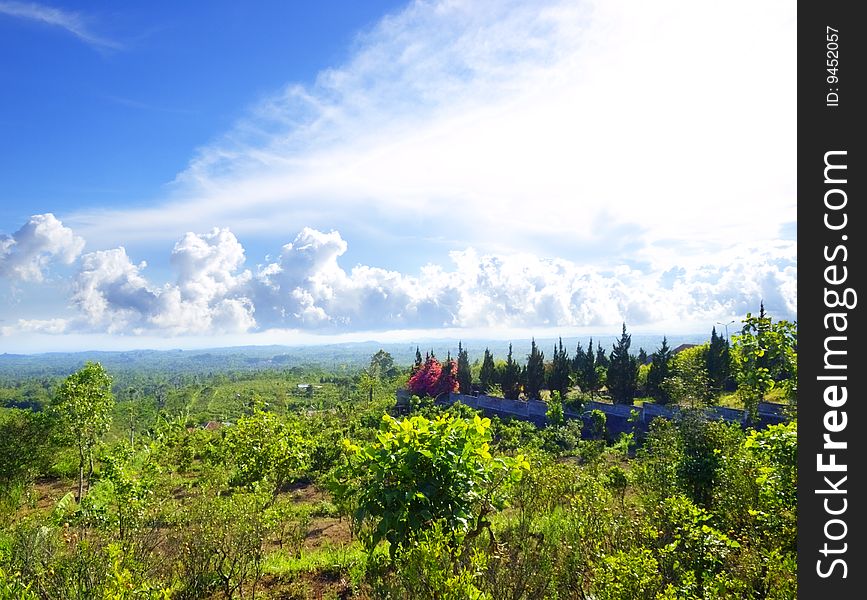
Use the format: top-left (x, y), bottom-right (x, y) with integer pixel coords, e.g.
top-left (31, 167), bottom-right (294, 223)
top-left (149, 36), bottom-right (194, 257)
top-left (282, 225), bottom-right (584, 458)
top-left (413, 346), bottom-right (423, 373)
top-left (706, 327), bottom-right (731, 393)
top-left (369, 349), bottom-right (398, 379)
top-left (525, 339), bottom-right (545, 400)
top-left (456, 341), bottom-right (472, 394)
top-left (595, 344), bottom-right (609, 369)
top-left (608, 324), bottom-right (638, 404)
top-left (548, 337), bottom-right (571, 401)
top-left (221, 410), bottom-right (308, 502)
top-left (663, 345), bottom-right (712, 409)
top-left (582, 339), bottom-right (602, 399)
top-left (572, 341), bottom-right (586, 385)
top-left (334, 413), bottom-right (529, 558)
top-left (646, 337), bottom-right (674, 404)
top-left (479, 348), bottom-right (496, 392)
top-left (501, 344), bottom-right (521, 400)
top-left (731, 305), bottom-right (798, 420)
top-left (52, 362), bottom-right (115, 501)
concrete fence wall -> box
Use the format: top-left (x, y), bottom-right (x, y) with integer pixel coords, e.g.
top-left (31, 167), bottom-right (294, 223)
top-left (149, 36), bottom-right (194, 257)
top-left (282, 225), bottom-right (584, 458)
top-left (397, 389), bottom-right (789, 436)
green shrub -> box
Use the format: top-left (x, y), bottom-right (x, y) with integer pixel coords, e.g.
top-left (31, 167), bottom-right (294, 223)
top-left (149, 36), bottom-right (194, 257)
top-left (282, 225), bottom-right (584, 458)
top-left (334, 413), bottom-right (529, 559)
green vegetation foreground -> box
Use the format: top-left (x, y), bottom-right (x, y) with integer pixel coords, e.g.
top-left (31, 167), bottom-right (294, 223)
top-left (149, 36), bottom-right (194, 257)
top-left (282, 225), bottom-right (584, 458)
top-left (0, 314), bottom-right (796, 599)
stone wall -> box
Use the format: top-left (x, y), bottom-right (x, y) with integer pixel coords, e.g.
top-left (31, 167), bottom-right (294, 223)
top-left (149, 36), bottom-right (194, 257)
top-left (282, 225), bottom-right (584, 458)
top-left (405, 391), bottom-right (789, 438)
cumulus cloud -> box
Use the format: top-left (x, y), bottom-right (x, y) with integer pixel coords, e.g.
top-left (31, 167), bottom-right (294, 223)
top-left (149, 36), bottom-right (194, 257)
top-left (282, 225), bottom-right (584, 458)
top-left (71, 229), bottom-right (255, 335)
top-left (0, 213), bottom-right (85, 282)
top-left (250, 228), bottom-right (795, 333)
top-left (253, 227), bottom-right (458, 329)
top-left (172, 228), bottom-right (251, 304)
top-left (1, 219), bottom-right (796, 340)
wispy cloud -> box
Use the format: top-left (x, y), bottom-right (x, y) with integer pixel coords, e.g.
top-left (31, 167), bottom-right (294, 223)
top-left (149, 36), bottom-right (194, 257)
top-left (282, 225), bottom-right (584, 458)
top-left (65, 0), bottom-right (795, 270)
top-left (0, 1), bottom-right (121, 50)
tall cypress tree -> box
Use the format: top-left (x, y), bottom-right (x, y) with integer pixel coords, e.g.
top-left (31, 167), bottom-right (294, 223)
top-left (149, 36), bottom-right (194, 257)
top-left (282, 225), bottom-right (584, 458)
top-left (583, 339), bottom-right (600, 399)
top-left (608, 323), bottom-right (638, 404)
top-left (479, 348), bottom-right (496, 392)
top-left (573, 341), bottom-right (586, 378)
top-left (647, 336), bottom-right (674, 404)
top-left (413, 346), bottom-right (423, 372)
top-left (525, 338), bottom-right (545, 400)
top-left (706, 327), bottom-right (731, 393)
top-left (502, 344), bottom-right (521, 400)
top-left (548, 337), bottom-right (571, 400)
top-left (596, 345), bottom-right (609, 369)
top-left (456, 342), bottom-right (472, 394)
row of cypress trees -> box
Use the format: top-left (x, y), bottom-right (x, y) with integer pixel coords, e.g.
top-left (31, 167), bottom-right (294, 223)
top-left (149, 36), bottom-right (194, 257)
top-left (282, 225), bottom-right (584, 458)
top-left (414, 324), bottom-right (732, 405)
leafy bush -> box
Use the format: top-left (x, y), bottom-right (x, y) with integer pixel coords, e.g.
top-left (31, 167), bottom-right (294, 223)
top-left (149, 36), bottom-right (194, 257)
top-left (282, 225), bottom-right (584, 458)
top-left (220, 410), bottom-right (308, 499)
top-left (334, 413), bottom-right (529, 558)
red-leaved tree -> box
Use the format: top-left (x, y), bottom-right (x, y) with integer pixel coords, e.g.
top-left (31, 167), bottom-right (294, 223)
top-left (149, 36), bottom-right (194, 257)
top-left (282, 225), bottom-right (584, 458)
top-left (407, 356), bottom-right (460, 397)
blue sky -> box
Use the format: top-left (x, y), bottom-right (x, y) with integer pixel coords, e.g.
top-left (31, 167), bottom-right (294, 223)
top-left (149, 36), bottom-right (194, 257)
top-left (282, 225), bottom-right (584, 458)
top-left (0, 0), bottom-right (796, 352)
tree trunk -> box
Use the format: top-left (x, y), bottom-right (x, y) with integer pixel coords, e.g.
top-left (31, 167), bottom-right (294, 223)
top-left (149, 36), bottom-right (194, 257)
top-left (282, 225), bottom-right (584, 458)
top-left (77, 445), bottom-right (85, 502)
top-left (86, 449), bottom-right (94, 498)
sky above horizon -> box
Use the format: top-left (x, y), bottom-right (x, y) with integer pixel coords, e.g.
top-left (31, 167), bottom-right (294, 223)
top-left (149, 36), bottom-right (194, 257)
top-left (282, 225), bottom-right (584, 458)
top-left (0, 0), bottom-right (796, 353)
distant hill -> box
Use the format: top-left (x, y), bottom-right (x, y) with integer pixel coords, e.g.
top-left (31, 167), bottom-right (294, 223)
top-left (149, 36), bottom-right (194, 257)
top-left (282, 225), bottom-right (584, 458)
top-left (0, 334), bottom-right (708, 382)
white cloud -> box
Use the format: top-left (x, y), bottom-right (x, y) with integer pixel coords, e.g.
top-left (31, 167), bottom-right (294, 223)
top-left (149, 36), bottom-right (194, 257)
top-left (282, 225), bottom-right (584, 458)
top-left (72, 247), bottom-right (159, 333)
top-left (70, 229), bottom-right (255, 335)
top-left (171, 228), bottom-right (251, 304)
top-left (1, 220), bottom-right (795, 341)
top-left (0, 1), bottom-right (120, 49)
top-left (0, 317), bottom-right (69, 336)
top-left (64, 0), bottom-right (795, 270)
top-left (251, 227), bottom-right (795, 333)
top-left (0, 213), bottom-right (85, 282)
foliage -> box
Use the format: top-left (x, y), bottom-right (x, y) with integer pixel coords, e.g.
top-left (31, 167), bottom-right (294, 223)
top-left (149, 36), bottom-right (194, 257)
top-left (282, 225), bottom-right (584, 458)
top-left (374, 522), bottom-right (489, 600)
top-left (334, 413), bottom-right (529, 559)
top-left (500, 344), bottom-right (522, 400)
top-left (84, 444), bottom-right (157, 545)
top-left (406, 355), bottom-right (458, 399)
top-left (524, 339), bottom-right (545, 400)
top-left (369, 349), bottom-right (398, 380)
top-left (575, 339), bottom-right (602, 399)
top-left (646, 337), bottom-right (674, 404)
top-left (608, 324), bottom-right (638, 404)
top-left (479, 348), bottom-right (496, 393)
top-left (456, 342), bottom-right (472, 395)
top-left (51, 362), bottom-right (115, 501)
top-left (706, 327), bottom-right (732, 392)
top-left (540, 420), bottom-right (584, 456)
top-left (743, 421), bottom-right (797, 552)
top-left (654, 494), bottom-right (742, 596)
top-left (663, 344), bottom-right (712, 408)
top-left (172, 489), bottom-right (274, 599)
top-left (588, 408), bottom-right (607, 440)
top-left (0, 410), bottom-right (57, 523)
top-left (731, 304), bottom-right (798, 420)
top-left (220, 410), bottom-right (308, 499)
top-left (590, 548), bottom-right (661, 600)
top-left (545, 390), bottom-right (564, 426)
top-left (547, 337), bottom-right (571, 401)
top-left (0, 318), bottom-right (797, 598)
